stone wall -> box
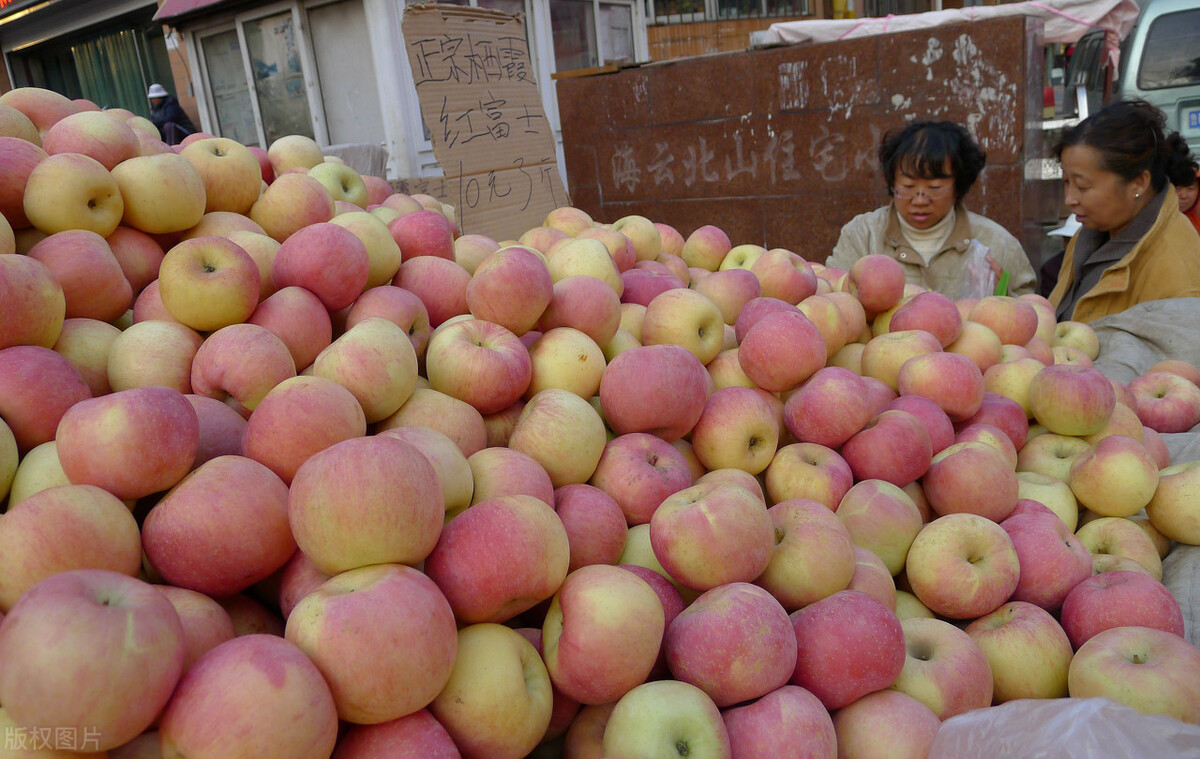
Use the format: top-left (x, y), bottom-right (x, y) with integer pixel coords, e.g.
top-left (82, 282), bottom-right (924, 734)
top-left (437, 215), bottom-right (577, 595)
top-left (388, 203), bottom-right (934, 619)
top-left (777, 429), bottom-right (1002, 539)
top-left (557, 16), bottom-right (1046, 267)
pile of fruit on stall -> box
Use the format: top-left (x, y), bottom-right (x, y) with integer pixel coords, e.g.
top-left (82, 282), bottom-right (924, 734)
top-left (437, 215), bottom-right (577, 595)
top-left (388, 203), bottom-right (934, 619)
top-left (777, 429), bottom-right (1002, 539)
top-left (1, 84), bottom-right (1200, 759)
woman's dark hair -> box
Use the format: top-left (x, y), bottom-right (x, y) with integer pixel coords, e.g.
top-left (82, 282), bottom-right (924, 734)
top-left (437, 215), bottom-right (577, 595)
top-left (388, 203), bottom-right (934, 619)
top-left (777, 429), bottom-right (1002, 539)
top-left (1166, 157), bottom-right (1199, 191)
top-left (878, 121), bottom-right (987, 199)
top-left (1055, 99), bottom-right (1196, 193)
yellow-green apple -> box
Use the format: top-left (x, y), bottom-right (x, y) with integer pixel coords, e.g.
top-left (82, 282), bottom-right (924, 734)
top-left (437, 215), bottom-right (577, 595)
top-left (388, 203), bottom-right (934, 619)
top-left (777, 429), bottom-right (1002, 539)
top-left (179, 138), bottom-right (262, 215)
top-left (51, 317), bottom-right (120, 396)
top-left (1051, 319), bottom-right (1100, 358)
top-left (379, 425), bottom-right (472, 517)
top-left (142, 454), bottom-right (294, 597)
top-left (537, 274), bottom-right (623, 347)
top-left (789, 589), bottom-right (905, 709)
top-left (603, 679), bottom-right (729, 759)
top-left (542, 563), bottom-right (664, 705)
top-left (266, 134), bottom-right (324, 174)
top-left (107, 319), bottom-right (203, 393)
top-left (425, 494), bottom-right (569, 624)
top-left (466, 246), bottom-right (552, 335)
top-left (667, 582), bottom-right (796, 707)
top-left (249, 172), bottom-right (335, 242)
top-left (968, 296), bottom-right (1038, 345)
top-left (381, 192), bottom-right (423, 216)
top-left (526, 327), bottom-right (605, 399)
top-left (749, 248), bottom-right (817, 305)
top-left (183, 210), bottom-right (266, 240)
top-left (308, 161), bottom-right (367, 208)
top-left (271, 222), bottom-right (369, 312)
top-left (277, 552), bottom-right (330, 621)
top-left (543, 205), bottom-right (593, 235)
top-left (23, 151), bottom-right (124, 236)
top-left (922, 441), bottom-right (1019, 521)
top-left (546, 237), bottom-right (623, 295)
top-left (722, 685), bottom-right (836, 758)
top-left (308, 317), bottom-right (418, 423)
top-left (154, 585), bottom-right (237, 673)
top-left (504, 388), bottom-right (606, 489)
top-left (1091, 556), bottom-right (1158, 584)
top-left (1060, 570), bottom-right (1184, 649)
top-left (621, 267), bottom-right (684, 306)
top-left (680, 225), bottom-right (731, 271)
top-left (27, 229), bottom-right (132, 322)
top-left (640, 288), bottom-right (725, 365)
top-left (248, 285), bottom-right (333, 371)
top-left (448, 234), bottom-right (497, 276)
top-left (0, 484), bottom-right (141, 610)
top-left (159, 633), bottom-right (338, 758)
top-left (905, 513), bottom-right (1020, 619)
top-left (837, 479), bottom-right (924, 576)
top-left (895, 590), bottom-right (935, 620)
top-left (1001, 511), bottom-right (1092, 611)
top-left (964, 601), bottom-right (1072, 702)
top-left (980, 355), bottom-right (1043, 417)
top-left (1067, 625), bottom-right (1200, 724)
top-left (425, 318), bottom-right (531, 415)
top-left (1128, 371), bottom-right (1200, 433)
top-left (0, 345), bottom-right (90, 452)
top-left (0, 101), bottom-right (40, 143)
top-left (841, 409), bottom-right (933, 488)
top-left (0, 570), bottom-right (184, 751)
top-left (6, 441), bottom-right (69, 507)
top-left (0, 419), bottom-right (13, 503)
top-left (764, 441), bottom-right (854, 509)
top-left (1146, 459), bottom-right (1200, 543)
top-left (847, 544), bottom-right (898, 610)
top-left (889, 290), bottom-right (962, 347)
top-left (826, 289), bottom-right (869, 340)
top-left (719, 243), bottom-right (765, 272)
top-left (655, 221), bottom-right (685, 257)
top-left (797, 293), bottom-right (849, 358)
top-left (427, 623), bottom-right (554, 759)
top-left (1067, 435), bottom-right (1159, 518)
top-left (377, 386), bottom-right (487, 458)
top-left (691, 269), bottom-right (760, 326)
top-left (0, 254), bottom-right (64, 350)
top-left (1028, 364), bottom-right (1116, 436)
top-left (889, 617), bottom-right (993, 718)
top-left (945, 318), bottom-right (1004, 373)
top-left (1082, 400), bottom-right (1146, 445)
top-left (552, 483), bottom-right (627, 571)
top-left (345, 284), bottom-right (431, 359)
top-left (467, 446), bottom-right (554, 512)
top-left (860, 329), bottom-right (942, 392)
top-left (191, 323), bottom-right (295, 417)
top-left (737, 309), bottom-right (826, 393)
top-left (41, 110), bottom-right (139, 170)
top-left (756, 497), bottom-right (855, 611)
top-left (832, 689), bottom-right (940, 759)
top-left (611, 214), bottom-right (661, 262)
top-left (599, 344), bottom-right (708, 441)
top-left (285, 563), bottom-right (457, 724)
top-left (519, 225), bottom-right (569, 255)
top-left (333, 710), bottom-right (461, 759)
top-left (689, 386), bottom-right (779, 475)
top-left (111, 152), bottom-right (207, 234)
top-left (240, 375), bottom-right (366, 484)
top-left (393, 255), bottom-right (471, 326)
top-left (158, 235), bottom-right (261, 330)
top-left (706, 347), bottom-right (755, 390)
top-left (1016, 432), bottom-right (1090, 481)
top-left (388, 208), bottom-right (454, 260)
top-left (1016, 471), bottom-right (1079, 530)
top-left (1052, 344), bottom-right (1095, 366)
top-left (107, 225), bottom-right (165, 295)
top-left (1076, 516), bottom-right (1163, 580)
top-left (0, 211), bottom-right (13, 253)
top-left (288, 435), bottom-right (441, 574)
top-left (581, 225), bottom-right (636, 272)
top-left (650, 481), bottom-right (773, 590)
top-left (0, 136), bottom-right (48, 228)
top-left (186, 394), bottom-right (247, 468)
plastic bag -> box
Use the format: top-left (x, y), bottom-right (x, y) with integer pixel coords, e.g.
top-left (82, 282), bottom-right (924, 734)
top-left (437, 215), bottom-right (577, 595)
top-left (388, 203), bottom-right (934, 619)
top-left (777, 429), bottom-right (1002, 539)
top-left (950, 239), bottom-right (996, 300)
top-left (929, 697), bottom-right (1200, 759)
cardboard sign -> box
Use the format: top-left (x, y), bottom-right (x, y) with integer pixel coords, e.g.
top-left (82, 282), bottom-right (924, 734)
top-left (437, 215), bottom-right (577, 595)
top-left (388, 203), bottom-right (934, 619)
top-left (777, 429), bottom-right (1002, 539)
top-left (401, 3), bottom-right (567, 241)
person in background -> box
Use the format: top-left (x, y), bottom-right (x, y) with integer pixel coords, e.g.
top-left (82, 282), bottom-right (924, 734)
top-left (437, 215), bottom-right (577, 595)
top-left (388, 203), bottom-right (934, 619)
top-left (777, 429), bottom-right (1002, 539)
top-left (1168, 159), bottom-right (1200, 238)
top-left (1049, 100), bottom-right (1200, 323)
top-left (147, 83), bottom-right (196, 146)
top-left (827, 120), bottom-right (1037, 298)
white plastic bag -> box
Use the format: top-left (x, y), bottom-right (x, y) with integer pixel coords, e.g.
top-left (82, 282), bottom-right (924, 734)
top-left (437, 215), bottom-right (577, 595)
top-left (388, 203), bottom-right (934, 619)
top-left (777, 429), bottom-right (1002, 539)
top-left (950, 239), bottom-right (996, 300)
top-left (929, 697), bottom-right (1200, 759)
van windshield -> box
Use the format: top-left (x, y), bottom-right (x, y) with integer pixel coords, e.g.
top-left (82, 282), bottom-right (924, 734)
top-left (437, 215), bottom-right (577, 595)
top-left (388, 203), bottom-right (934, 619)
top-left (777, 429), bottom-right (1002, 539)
top-left (1137, 9), bottom-right (1200, 90)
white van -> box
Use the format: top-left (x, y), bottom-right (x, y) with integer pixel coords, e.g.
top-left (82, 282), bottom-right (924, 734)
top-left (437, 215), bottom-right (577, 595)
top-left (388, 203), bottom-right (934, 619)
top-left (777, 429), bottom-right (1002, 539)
top-left (1117, 0), bottom-right (1200, 154)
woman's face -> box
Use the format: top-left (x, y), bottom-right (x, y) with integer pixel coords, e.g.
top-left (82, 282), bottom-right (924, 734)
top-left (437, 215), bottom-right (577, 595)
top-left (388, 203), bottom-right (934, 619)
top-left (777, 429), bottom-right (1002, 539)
top-left (1178, 182), bottom-right (1198, 214)
top-left (892, 171), bottom-right (956, 230)
top-left (1060, 144), bottom-right (1148, 235)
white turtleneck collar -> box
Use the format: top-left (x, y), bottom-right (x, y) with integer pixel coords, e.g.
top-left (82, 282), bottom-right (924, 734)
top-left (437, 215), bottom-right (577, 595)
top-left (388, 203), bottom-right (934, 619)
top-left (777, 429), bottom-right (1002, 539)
top-left (897, 206), bottom-right (957, 266)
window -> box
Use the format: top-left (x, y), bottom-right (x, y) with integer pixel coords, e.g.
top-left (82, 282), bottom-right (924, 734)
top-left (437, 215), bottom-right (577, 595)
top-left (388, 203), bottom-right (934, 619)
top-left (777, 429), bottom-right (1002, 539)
top-left (200, 29), bottom-right (258, 145)
top-left (647, 0), bottom-right (808, 25)
top-left (1137, 10), bottom-right (1200, 90)
top-left (549, 0), bottom-right (637, 72)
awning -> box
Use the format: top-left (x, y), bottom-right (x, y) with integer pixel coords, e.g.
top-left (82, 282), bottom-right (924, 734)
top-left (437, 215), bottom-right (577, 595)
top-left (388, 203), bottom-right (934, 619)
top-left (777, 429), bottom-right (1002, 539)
top-left (153, 0), bottom-right (238, 24)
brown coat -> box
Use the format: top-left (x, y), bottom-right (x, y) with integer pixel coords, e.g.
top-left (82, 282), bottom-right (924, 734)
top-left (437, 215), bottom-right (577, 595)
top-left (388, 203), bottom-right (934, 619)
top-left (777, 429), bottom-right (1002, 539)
top-left (1049, 186), bottom-right (1200, 323)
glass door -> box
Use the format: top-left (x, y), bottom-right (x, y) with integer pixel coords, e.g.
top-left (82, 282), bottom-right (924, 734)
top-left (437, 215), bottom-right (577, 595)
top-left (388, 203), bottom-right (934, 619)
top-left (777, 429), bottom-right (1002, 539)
top-left (242, 11), bottom-right (315, 143)
top-left (200, 29), bottom-right (260, 146)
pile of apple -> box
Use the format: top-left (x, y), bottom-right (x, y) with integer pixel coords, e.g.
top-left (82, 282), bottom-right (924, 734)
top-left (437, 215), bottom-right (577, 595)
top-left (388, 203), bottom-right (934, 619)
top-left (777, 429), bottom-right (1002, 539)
top-left (2, 83), bottom-right (1200, 759)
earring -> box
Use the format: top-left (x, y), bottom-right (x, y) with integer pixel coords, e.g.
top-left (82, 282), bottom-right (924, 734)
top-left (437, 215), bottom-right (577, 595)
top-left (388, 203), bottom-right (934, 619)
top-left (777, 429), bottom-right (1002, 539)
top-left (1136, 192), bottom-right (1142, 199)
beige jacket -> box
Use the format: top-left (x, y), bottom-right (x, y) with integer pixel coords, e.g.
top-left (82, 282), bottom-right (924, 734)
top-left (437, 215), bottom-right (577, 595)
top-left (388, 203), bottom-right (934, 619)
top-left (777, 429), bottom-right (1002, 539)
top-left (827, 204), bottom-right (1037, 297)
